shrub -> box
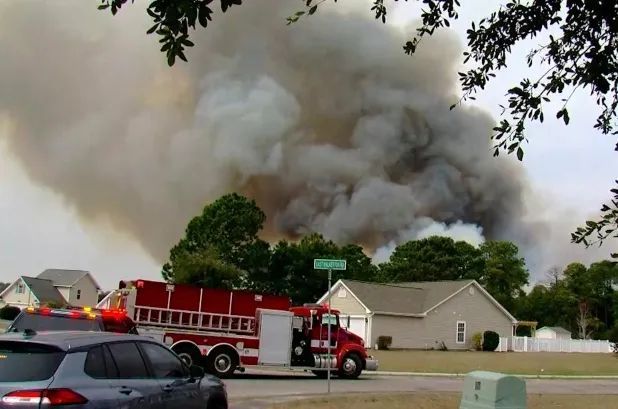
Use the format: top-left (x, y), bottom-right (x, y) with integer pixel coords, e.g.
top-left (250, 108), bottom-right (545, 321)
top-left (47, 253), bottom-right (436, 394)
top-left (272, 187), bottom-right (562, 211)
top-left (0, 305), bottom-right (21, 321)
top-left (482, 330), bottom-right (500, 351)
top-left (43, 301), bottom-right (66, 309)
top-left (472, 332), bottom-right (483, 351)
top-left (377, 336), bottom-right (392, 350)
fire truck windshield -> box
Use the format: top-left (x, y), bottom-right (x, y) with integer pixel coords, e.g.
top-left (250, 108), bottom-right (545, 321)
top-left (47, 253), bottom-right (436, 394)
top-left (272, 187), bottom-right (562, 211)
top-left (321, 314), bottom-right (339, 327)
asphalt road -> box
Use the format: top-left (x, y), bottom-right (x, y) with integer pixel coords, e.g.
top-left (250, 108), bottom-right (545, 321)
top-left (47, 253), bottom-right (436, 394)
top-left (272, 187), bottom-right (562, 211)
top-left (226, 370), bottom-right (618, 409)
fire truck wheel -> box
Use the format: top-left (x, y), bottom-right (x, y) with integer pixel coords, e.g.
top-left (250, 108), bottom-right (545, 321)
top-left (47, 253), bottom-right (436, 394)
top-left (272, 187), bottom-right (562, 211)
top-left (173, 344), bottom-right (203, 368)
top-left (207, 347), bottom-right (238, 379)
top-left (338, 353), bottom-right (362, 379)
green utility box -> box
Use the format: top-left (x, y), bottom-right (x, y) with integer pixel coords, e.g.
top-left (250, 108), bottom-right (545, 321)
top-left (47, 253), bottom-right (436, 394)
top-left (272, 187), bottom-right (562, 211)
top-left (459, 371), bottom-right (527, 409)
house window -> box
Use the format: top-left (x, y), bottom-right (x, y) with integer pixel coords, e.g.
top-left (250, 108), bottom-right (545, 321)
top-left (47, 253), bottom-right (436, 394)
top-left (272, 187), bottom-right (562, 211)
top-left (337, 288), bottom-right (347, 298)
top-left (76, 289), bottom-right (82, 300)
top-left (456, 321), bottom-right (466, 344)
top-left (16, 283), bottom-right (25, 294)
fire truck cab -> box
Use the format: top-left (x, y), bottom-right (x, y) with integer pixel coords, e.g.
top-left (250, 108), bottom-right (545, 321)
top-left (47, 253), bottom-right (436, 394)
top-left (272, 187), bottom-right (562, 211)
top-left (97, 279), bottom-right (378, 379)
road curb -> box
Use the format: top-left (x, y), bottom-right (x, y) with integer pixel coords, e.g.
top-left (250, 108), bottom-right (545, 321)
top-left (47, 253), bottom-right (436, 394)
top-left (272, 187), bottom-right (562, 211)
top-left (371, 371), bottom-right (618, 380)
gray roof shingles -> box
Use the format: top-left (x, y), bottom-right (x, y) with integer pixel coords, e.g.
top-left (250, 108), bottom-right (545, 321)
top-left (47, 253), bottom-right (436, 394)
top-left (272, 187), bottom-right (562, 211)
top-left (21, 277), bottom-right (66, 305)
top-left (37, 269), bottom-right (90, 287)
top-left (340, 279), bottom-right (475, 315)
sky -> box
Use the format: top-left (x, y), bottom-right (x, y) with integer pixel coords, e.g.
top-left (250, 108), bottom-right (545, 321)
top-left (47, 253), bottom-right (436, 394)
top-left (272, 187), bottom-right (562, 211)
top-left (0, 1), bottom-right (616, 291)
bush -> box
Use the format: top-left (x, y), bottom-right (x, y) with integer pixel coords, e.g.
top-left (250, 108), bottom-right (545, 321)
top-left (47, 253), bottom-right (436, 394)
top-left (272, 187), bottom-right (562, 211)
top-left (472, 332), bottom-right (483, 351)
top-left (482, 330), bottom-right (500, 351)
top-left (377, 336), bottom-right (392, 350)
top-left (0, 305), bottom-right (21, 321)
top-left (42, 301), bottom-right (66, 309)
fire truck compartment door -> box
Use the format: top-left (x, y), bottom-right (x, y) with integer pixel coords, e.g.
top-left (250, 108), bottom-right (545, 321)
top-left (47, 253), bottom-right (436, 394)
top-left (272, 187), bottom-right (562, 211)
top-left (257, 310), bottom-right (294, 366)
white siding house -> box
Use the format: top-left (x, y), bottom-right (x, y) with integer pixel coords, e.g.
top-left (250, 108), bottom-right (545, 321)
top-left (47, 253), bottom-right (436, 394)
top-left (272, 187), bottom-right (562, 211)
top-left (0, 277), bottom-right (65, 308)
top-left (0, 269), bottom-right (101, 308)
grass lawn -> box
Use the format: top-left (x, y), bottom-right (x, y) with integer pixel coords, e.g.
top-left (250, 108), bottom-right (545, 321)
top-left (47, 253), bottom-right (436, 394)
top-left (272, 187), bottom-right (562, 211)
top-left (372, 350), bottom-right (618, 376)
top-left (270, 393), bottom-right (618, 409)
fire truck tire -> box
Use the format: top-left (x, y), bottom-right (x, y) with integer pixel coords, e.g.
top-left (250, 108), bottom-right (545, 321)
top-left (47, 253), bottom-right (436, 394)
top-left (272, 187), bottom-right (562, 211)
top-left (207, 347), bottom-right (238, 379)
top-left (338, 353), bottom-right (363, 379)
top-left (173, 344), bottom-right (203, 369)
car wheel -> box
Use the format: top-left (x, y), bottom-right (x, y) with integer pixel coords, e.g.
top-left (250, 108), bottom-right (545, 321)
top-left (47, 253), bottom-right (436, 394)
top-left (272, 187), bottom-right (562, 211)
top-left (338, 353), bottom-right (362, 379)
top-left (207, 394), bottom-right (228, 409)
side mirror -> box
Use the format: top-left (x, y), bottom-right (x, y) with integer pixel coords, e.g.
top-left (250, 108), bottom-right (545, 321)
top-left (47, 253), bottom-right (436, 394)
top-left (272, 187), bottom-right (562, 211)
top-left (189, 365), bottom-right (205, 380)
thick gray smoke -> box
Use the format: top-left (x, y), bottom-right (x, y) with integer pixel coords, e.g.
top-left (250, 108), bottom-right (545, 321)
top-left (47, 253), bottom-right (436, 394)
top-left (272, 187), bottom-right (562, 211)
top-left (0, 0), bottom-right (531, 264)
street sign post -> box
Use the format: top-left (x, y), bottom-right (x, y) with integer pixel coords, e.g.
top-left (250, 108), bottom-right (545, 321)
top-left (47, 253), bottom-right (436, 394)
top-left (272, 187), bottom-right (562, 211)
top-left (313, 258), bottom-right (347, 393)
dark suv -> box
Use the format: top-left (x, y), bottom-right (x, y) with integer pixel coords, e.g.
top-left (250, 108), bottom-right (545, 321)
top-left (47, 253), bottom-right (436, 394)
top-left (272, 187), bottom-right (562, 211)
top-left (0, 331), bottom-right (227, 409)
top-left (6, 307), bottom-right (138, 334)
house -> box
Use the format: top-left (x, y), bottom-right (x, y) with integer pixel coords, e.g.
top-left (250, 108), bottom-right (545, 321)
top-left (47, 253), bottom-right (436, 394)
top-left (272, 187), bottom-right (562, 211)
top-left (0, 269), bottom-right (101, 309)
top-left (0, 277), bottom-right (66, 309)
top-left (535, 326), bottom-right (572, 340)
top-left (318, 279), bottom-right (518, 351)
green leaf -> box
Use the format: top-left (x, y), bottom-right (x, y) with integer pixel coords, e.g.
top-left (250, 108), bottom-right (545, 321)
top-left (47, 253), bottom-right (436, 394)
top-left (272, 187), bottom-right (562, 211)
top-left (516, 147), bottom-right (524, 161)
top-left (147, 23), bottom-right (158, 34)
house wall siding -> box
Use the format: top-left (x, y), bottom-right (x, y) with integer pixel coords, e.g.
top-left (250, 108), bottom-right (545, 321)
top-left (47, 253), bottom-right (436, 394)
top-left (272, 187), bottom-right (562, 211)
top-left (0, 280), bottom-right (38, 307)
top-left (370, 284), bottom-right (514, 350)
top-left (67, 275), bottom-right (98, 307)
top-left (327, 283), bottom-right (367, 315)
top-left (57, 288), bottom-right (70, 303)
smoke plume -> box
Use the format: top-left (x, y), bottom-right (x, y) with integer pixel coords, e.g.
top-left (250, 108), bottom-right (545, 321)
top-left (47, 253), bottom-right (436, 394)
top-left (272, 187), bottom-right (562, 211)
top-left (0, 1), bottom-right (531, 266)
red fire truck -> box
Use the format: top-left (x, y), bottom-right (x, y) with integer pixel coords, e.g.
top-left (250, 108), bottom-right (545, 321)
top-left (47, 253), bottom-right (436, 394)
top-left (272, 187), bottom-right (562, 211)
top-left (97, 279), bottom-right (378, 379)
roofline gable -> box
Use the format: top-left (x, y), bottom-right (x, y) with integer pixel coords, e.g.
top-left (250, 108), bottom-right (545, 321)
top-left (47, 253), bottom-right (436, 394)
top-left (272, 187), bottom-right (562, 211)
top-left (0, 279), bottom-right (19, 299)
top-left (317, 279), bottom-right (372, 313)
top-left (417, 280), bottom-right (474, 313)
top-left (74, 272), bottom-right (102, 291)
top-left (16, 277), bottom-right (41, 303)
top-left (424, 280), bottom-right (517, 323)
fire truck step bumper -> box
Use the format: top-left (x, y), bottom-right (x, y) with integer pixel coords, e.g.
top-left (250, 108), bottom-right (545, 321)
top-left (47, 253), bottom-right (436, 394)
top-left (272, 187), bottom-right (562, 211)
top-left (365, 357), bottom-right (379, 371)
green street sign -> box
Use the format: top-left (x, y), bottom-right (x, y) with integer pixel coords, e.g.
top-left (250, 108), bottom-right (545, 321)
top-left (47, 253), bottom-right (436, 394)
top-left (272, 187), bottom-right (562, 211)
top-left (313, 259), bottom-right (347, 271)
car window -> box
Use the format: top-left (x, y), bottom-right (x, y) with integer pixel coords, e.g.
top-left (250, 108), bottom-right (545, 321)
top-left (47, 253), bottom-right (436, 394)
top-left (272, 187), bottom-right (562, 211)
top-left (0, 341), bottom-right (65, 382)
top-left (107, 342), bottom-right (149, 379)
top-left (102, 344), bottom-right (119, 378)
top-left (139, 342), bottom-right (187, 379)
top-left (84, 346), bottom-right (106, 378)
top-left (10, 314), bottom-right (101, 332)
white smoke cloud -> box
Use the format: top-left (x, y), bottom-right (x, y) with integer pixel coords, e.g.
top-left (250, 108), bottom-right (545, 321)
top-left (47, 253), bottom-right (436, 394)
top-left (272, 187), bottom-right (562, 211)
top-left (372, 219), bottom-right (485, 264)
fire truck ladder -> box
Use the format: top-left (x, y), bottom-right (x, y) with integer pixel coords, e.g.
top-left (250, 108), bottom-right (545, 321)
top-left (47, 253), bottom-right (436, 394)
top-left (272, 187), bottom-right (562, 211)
top-left (131, 305), bottom-right (256, 334)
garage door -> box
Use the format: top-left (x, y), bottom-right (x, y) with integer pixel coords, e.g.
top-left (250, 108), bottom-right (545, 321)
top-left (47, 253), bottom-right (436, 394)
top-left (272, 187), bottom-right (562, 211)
top-left (342, 315), bottom-right (367, 345)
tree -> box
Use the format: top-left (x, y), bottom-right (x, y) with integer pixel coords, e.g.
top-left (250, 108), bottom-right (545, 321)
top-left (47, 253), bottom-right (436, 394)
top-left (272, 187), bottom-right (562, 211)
top-left (378, 236), bottom-right (485, 283)
top-left (564, 262), bottom-right (597, 339)
top-left (101, 0), bottom-right (618, 253)
top-left (162, 193), bottom-right (269, 284)
top-left (545, 266), bottom-right (563, 287)
top-left (478, 241), bottom-right (529, 312)
top-left (171, 245), bottom-right (242, 290)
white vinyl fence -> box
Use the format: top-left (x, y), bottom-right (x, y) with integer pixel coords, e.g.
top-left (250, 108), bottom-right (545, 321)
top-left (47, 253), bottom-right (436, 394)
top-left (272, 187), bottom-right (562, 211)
top-left (497, 336), bottom-right (615, 353)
